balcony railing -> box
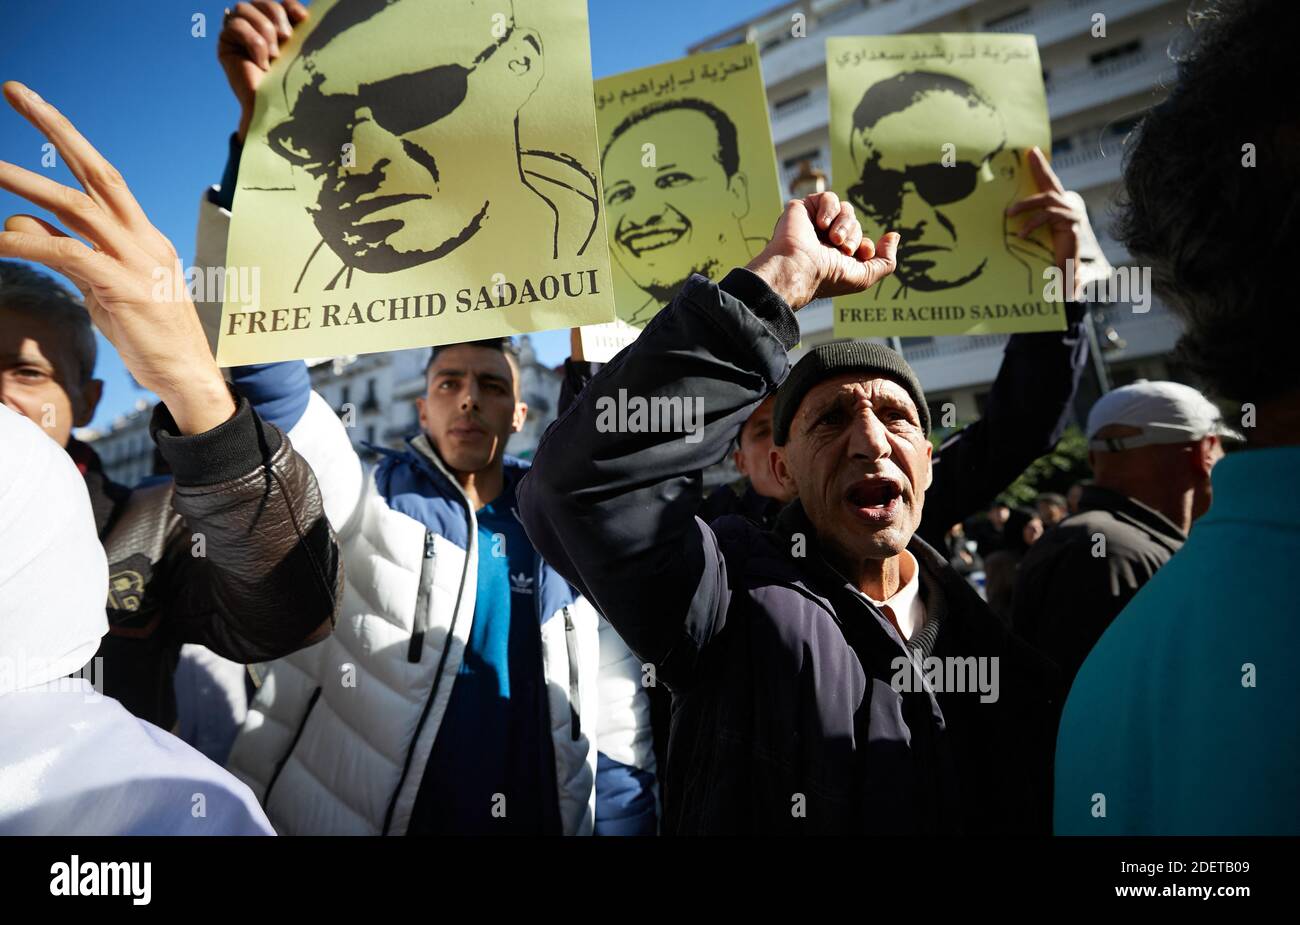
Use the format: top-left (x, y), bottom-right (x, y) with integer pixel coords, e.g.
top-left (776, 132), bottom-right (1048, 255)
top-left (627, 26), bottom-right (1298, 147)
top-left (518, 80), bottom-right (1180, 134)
top-left (753, 0), bottom-right (981, 84)
top-left (900, 331), bottom-right (1012, 362)
top-left (773, 91), bottom-right (818, 118)
top-left (1049, 46), bottom-right (1153, 93)
top-left (1053, 133), bottom-right (1127, 171)
top-left (984, 8), bottom-right (1041, 34)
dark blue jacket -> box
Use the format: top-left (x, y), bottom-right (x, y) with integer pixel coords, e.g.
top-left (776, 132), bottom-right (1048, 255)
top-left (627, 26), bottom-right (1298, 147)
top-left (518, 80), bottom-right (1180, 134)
top-left (519, 270), bottom-right (1060, 833)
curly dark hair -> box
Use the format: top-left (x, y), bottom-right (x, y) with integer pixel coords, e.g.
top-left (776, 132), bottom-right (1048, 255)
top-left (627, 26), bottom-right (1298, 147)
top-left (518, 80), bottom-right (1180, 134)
top-left (1117, 0), bottom-right (1300, 403)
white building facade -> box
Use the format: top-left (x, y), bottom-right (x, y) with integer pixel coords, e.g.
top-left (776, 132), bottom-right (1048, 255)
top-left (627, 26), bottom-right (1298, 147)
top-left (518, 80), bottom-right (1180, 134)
top-left (690, 0), bottom-right (1188, 425)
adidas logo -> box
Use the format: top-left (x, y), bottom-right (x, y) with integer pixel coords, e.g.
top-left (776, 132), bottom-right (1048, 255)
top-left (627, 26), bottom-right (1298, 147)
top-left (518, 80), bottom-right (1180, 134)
top-left (510, 572), bottom-right (535, 595)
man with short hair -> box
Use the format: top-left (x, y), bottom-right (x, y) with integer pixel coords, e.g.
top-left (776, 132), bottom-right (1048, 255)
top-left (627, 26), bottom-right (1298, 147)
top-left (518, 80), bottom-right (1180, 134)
top-left (1055, 0), bottom-right (1300, 835)
top-left (569, 146), bottom-right (1100, 545)
top-left (0, 261), bottom-right (100, 446)
top-left (967, 500), bottom-right (1011, 558)
top-left (520, 191), bottom-right (1060, 834)
top-left (0, 81), bottom-right (340, 733)
top-left (1034, 493), bottom-right (1068, 529)
top-left (209, 2), bottom-right (657, 835)
top-left (697, 393), bottom-right (791, 525)
top-left (1013, 381), bottom-right (1238, 687)
top-left (218, 336), bottom-right (657, 835)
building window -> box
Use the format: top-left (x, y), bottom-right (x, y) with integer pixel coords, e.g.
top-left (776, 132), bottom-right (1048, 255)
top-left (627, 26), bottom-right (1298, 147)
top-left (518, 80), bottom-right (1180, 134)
top-left (984, 6), bottom-right (1032, 30)
top-left (1089, 38), bottom-right (1142, 67)
top-left (783, 149), bottom-right (821, 171)
top-left (819, 1), bottom-right (869, 27)
top-left (1107, 115), bottom-right (1142, 138)
top-left (774, 90), bottom-right (811, 114)
top-left (1051, 136), bottom-right (1074, 156)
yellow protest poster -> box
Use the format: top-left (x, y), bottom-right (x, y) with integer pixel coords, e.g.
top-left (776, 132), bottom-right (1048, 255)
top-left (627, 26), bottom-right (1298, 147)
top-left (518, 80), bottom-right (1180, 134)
top-left (216, 0), bottom-right (615, 365)
top-left (581, 43), bottom-right (784, 361)
top-left (827, 34), bottom-right (1062, 338)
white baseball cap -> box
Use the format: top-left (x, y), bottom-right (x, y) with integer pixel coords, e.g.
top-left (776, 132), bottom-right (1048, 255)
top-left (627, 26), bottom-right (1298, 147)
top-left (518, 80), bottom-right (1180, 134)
top-left (1086, 380), bottom-right (1245, 452)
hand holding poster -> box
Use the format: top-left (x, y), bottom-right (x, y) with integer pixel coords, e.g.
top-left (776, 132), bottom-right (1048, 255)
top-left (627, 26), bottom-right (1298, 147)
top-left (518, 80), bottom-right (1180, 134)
top-left (216, 0), bottom-right (615, 365)
top-left (582, 44), bottom-right (784, 361)
top-left (828, 34), bottom-right (1062, 338)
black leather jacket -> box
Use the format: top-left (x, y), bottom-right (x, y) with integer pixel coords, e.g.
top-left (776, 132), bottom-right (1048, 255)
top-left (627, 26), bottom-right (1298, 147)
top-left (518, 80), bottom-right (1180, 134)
top-left (73, 388), bottom-right (341, 729)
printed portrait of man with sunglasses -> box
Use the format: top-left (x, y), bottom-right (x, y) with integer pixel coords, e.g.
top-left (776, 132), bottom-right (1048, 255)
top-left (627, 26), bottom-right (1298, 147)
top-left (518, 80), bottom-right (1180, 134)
top-left (847, 71), bottom-right (1051, 298)
top-left (257, 0), bottom-right (601, 292)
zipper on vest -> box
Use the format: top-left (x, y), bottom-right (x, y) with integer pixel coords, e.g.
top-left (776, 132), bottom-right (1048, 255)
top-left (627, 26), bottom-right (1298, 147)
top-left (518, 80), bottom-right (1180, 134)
top-left (383, 508), bottom-right (474, 834)
top-left (264, 685), bottom-right (322, 806)
top-left (563, 606), bottom-right (581, 741)
top-left (407, 531), bottom-right (436, 663)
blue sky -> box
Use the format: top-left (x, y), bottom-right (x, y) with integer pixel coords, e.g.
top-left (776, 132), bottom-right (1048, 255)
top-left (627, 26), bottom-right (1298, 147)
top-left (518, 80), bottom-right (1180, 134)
top-left (0, 0), bottom-right (770, 431)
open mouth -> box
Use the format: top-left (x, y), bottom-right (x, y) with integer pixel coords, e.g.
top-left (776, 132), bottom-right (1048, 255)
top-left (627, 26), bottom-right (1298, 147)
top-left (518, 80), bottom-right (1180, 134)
top-left (844, 477), bottom-right (904, 522)
top-left (618, 226), bottom-right (687, 255)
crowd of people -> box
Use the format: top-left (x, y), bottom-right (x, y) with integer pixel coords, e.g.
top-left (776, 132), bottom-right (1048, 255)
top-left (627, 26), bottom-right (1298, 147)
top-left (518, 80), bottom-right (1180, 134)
top-left (0, 0), bottom-right (1296, 836)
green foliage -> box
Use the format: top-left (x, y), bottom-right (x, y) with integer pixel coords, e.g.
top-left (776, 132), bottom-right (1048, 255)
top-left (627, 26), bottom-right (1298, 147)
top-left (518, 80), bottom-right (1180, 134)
top-left (930, 423), bottom-right (1093, 510)
top-left (996, 425), bottom-right (1092, 507)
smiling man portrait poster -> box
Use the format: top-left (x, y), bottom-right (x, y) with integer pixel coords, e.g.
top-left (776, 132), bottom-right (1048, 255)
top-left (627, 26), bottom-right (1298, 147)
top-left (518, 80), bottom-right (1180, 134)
top-left (216, 0), bottom-right (615, 365)
top-left (828, 33), bottom-right (1063, 338)
top-left (581, 43), bottom-right (783, 361)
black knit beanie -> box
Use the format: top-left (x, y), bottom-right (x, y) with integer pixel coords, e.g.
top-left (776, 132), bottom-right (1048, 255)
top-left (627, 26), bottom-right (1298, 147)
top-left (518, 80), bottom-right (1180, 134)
top-left (772, 341), bottom-right (930, 445)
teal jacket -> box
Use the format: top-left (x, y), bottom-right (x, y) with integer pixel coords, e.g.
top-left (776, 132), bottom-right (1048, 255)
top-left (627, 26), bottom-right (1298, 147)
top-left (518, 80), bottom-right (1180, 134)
top-left (1055, 446), bottom-right (1300, 834)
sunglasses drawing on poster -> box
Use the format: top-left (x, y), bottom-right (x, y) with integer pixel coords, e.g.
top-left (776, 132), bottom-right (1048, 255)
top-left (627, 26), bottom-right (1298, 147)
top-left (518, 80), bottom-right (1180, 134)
top-left (828, 35), bottom-right (1063, 338)
top-left (847, 71), bottom-right (1048, 298)
top-left (268, 0), bottom-right (597, 287)
top-left (217, 0), bottom-right (616, 366)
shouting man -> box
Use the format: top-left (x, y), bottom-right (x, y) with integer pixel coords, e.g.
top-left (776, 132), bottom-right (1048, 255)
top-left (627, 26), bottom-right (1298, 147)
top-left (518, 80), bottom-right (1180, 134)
top-left (520, 191), bottom-right (1060, 834)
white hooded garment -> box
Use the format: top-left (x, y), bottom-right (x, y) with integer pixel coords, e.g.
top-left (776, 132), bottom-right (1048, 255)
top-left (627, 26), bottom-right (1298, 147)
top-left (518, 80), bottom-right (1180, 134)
top-left (0, 405), bottom-right (273, 835)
